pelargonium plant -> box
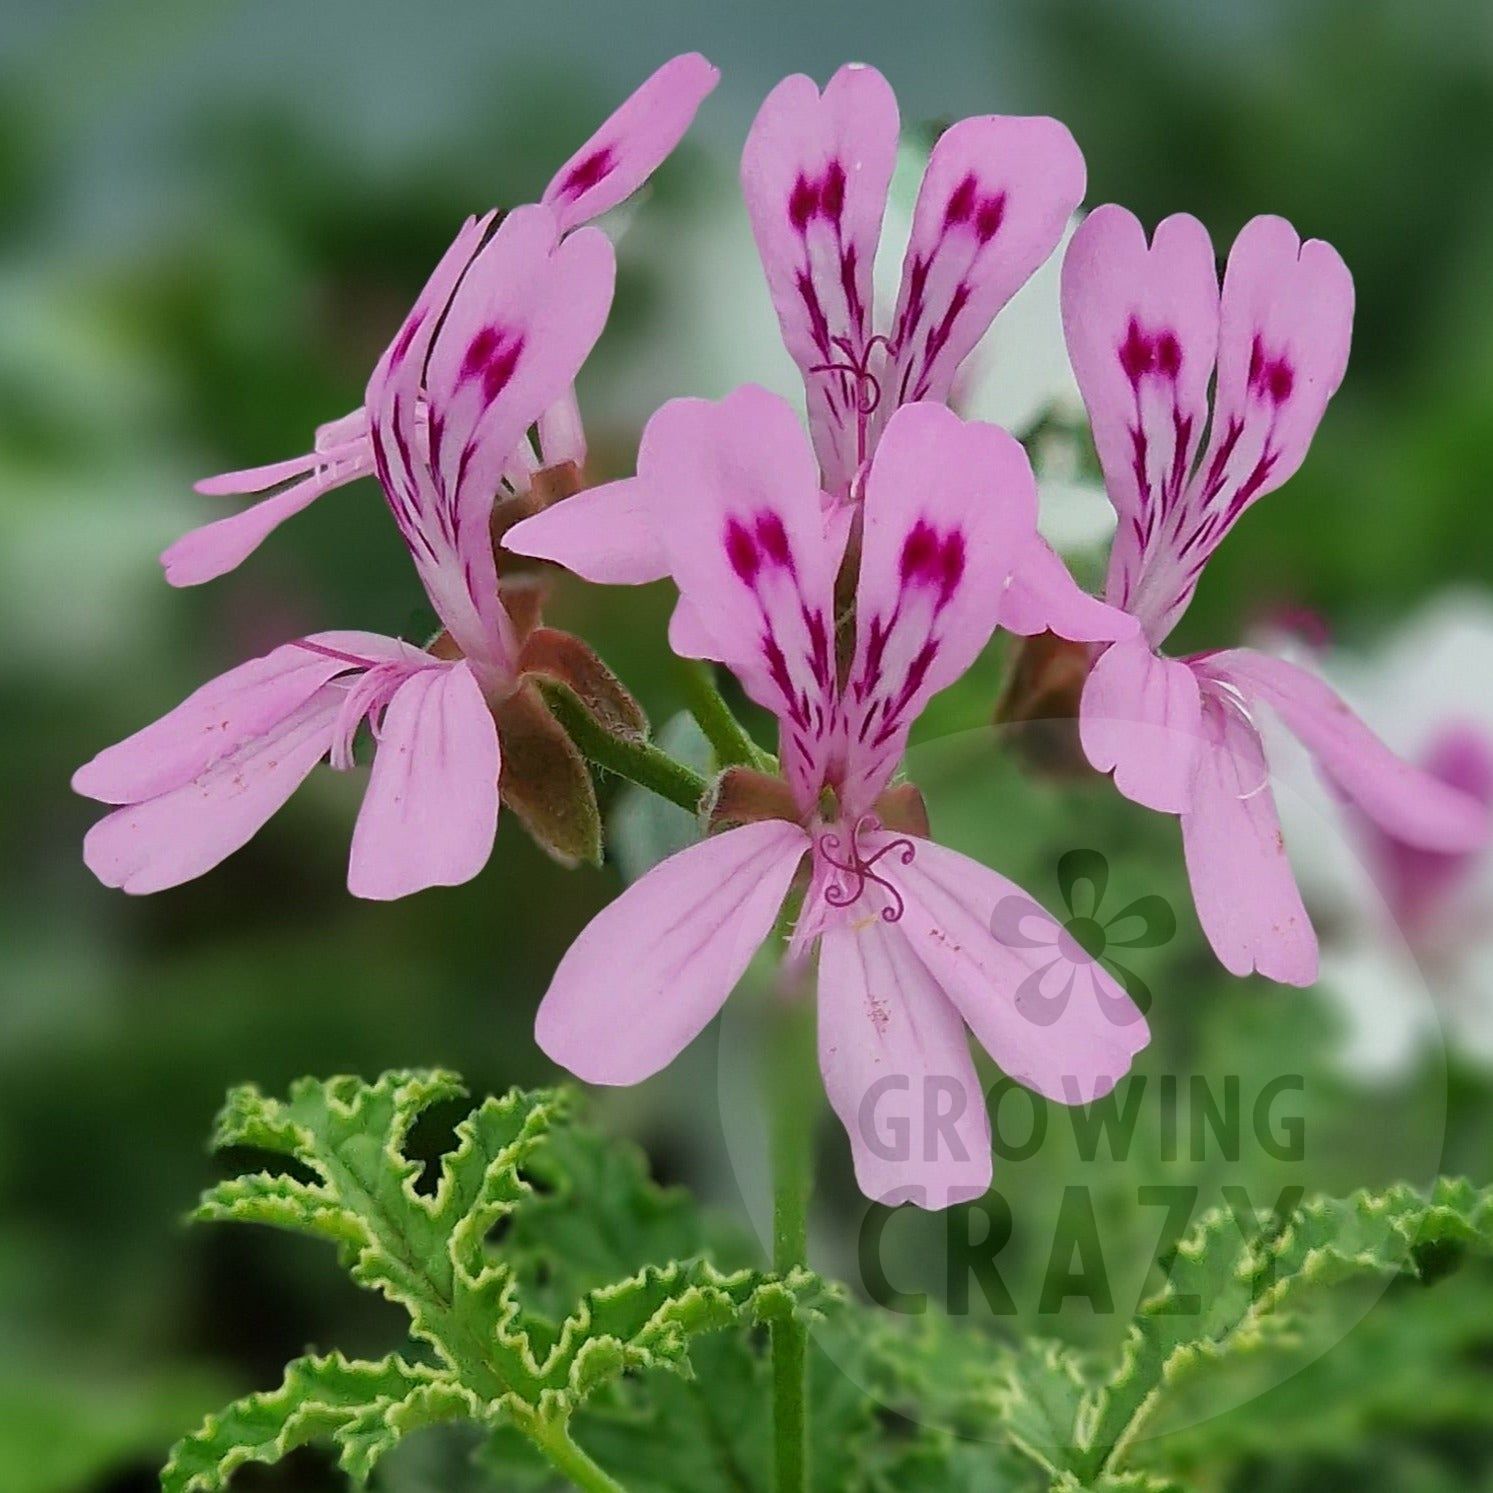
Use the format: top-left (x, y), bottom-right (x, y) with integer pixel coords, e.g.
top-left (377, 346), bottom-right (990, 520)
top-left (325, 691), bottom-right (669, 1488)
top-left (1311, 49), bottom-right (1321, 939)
top-left (69, 51), bottom-right (1492, 1493)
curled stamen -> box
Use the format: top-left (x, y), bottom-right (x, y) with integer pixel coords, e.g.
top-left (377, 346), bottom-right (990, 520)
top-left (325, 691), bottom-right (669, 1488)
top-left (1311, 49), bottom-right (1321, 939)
top-left (818, 814), bottom-right (918, 924)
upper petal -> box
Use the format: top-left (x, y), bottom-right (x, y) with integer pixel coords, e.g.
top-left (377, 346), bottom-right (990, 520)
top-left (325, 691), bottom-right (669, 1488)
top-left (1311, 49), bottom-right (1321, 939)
top-left (1060, 206), bottom-right (1220, 640)
top-left (369, 207), bottom-right (616, 665)
top-left (534, 820), bottom-right (810, 1085)
top-left (1079, 634), bottom-right (1202, 814)
top-left (1181, 686), bottom-right (1318, 985)
top-left (543, 53), bottom-right (720, 234)
top-left (72, 631), bottom-right (411, 805)
top-left (1206, 648), bottom-right (1487, 853)
top-left (347, 661), bottom-right (501, 900)
top-left (841, 403), bottom-right (1029, 811)
top-left (502, 477), bottom-right (669, 585)
top-left (818, 918), bottom-right (992, 1209)
top-left (638, 386), bottom-right (843, 808)
top-left (896, 838), bottom-right (1149, 1104)
top-left (741, 64), bottom-right (900, 494)
top-left (880, 115), bottom-right (1085, 422)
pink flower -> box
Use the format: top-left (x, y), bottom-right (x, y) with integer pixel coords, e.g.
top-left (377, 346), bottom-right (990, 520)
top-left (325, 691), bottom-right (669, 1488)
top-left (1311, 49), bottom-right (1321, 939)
top-left (508, 62), bottom-right (1131, 652)
top-left (74, 206), bottom-right (616, 898)
top-left (534, 387), bottom-right (1149, 1209)
top-left (162, 53), bottom-right (718, 588)
top-left (1062, 208), bottom-right (1487, 983)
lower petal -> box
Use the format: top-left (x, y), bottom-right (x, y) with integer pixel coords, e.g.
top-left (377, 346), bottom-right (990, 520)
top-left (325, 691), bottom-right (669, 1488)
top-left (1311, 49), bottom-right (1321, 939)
top-left (502, 478), bottom-right (669, 585)
top-left (347, 662), bottom-right (501, 900)
top-left (161, 474), bottom-right (334, 587)
top-left (896, 839), bottom-right (1149, 1104)
top-left (535, 819), bottom-right (810, 1085)
top-left (81, 692), bottom-right (340, 894)
top-left (1209, 648), bottom-right (1488, 854)
top-left (819, 920), bottom-right (991, 1209)
top-left (1181, 694), bottom-right (1318, 986)
top-left (1001, 535), bottom-right (1139, 644)
top-left (1080, 635), bottom-right (1202, 814)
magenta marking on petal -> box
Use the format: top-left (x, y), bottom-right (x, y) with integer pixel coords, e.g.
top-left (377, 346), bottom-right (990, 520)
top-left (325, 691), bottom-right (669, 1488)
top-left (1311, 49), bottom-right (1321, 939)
top-left (974, 192), bottom-right (1006, 243)
top-left (725, 517), bottom-right (760, 583)
top-left (819, 816), bottom-right (917, 923)
top-left (558, 147), bottom-right (615, 201)
top-left (1156, 331), bottom-right (1182, 378)
top-left (1118, 317), bottom-right (1153, 386)
top-left (944, 172), bottom-right (978, 228)
top-left (820, 160), bottom-right (846, 221)
top-left (755, 510), bottom-right (792, 569)
top-left (788, 173), bottom-right (818, 232)
top-left (390, 310), bottom-right (427, 370)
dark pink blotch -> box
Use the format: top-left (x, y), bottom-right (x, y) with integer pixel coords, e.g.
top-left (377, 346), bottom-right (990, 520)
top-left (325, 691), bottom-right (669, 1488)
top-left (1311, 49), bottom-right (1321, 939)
top-left (558, 147), bottom-right (615, 202)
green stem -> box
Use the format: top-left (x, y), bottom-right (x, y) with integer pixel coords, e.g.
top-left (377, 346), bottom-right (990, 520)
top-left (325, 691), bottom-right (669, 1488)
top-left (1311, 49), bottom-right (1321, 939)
top-left (516, 1410), bottom-right (627, 1493)
top-left (539, 680), bottom-right (708, 813)
top-left (768, 997), bottom-right (816, 1493)
top-left (677, 659), bottom-right (771, 771)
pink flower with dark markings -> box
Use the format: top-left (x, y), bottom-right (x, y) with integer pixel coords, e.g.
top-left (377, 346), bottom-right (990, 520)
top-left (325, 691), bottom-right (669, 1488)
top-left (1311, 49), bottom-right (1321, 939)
top-left (534, 386), bottom-right (1148, 1209)
top-left (1062, 207), bottom-right (1487, 983)
top-left (74, 206), bottom-right (616, 898)
top-left (507, 61), bottom-right (1131, 650)
top-left (162, 53), bottom-right (717, 588)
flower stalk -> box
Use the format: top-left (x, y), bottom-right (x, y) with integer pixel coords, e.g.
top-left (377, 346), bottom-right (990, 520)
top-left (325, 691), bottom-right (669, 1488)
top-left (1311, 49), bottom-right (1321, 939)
top-left (768, 992), bottom-right (817, 1493)
top-left (536, 678), bottom-right (709, 813)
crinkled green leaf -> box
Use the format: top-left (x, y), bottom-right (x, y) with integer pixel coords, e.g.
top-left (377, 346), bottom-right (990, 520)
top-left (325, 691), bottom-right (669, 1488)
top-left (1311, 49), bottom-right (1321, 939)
top-left (1001, 1178), bottom-right (1493, 1488)
top-left (168, 1071), bottom-right (825, 1489)
top-left (161, 1352), bottom-right (476, 1491)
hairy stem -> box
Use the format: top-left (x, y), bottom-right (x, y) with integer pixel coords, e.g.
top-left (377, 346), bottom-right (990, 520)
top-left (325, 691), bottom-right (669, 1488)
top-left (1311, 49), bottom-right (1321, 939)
top-left (677, 659), bottom-right (772, 771)
top-left (516, 1410), bottom-right (627, 1493)
top-left (769, 996), bottom-right (816, 1493)
top-left (539, 680), bottom-right (709, 813)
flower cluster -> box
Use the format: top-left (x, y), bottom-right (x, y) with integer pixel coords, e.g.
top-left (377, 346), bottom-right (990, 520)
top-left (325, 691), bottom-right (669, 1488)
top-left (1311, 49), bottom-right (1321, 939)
top-left (73, 57), bottom-right (1487, 1209)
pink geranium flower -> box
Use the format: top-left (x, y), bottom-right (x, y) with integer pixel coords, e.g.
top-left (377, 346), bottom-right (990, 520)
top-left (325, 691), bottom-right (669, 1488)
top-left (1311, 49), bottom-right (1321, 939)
top-left (1062, 208), bottom-right (1487, 983)
top-left (161, 53), bottom-right (718, 587)
top-left (74, 206), bottom-right (615, 897)
top-left (504, 63), bottom-right (1127, 648)
top-left (534, 386), bottom-right (1149, 1208)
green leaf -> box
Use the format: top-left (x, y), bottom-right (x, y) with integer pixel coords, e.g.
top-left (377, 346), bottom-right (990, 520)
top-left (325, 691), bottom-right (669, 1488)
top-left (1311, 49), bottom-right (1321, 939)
top-left (160, 1352), bottom-right (476, 1491)
top-left (1006, 1178), bottom-right (1493, 1487)
top-left (168, 1071), bottom-right (825, 1490)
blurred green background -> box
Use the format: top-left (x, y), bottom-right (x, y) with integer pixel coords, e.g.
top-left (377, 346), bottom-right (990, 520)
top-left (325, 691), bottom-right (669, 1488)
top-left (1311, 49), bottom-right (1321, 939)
top-left (3, 0), bottom-right (1492, 1488)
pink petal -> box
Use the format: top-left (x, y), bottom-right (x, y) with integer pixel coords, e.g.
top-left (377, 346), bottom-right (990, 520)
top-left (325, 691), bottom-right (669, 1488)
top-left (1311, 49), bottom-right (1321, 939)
top-left (1080, 635), bottom-right (1202, 813)
top-left (535, 820), bottom-right (810, 1084)
top-left (371, 207), bottom-right (616, 667)
top-left (1200, 215), bottom-right (1353, 524)
top-left (880, 115), bottom-right (1085, 421)
top-left (1060, 207), bottom-right (1220, 641)
top-left (840, 403), bottom-right (1029, 812)
top-left (347, 661), bottom-right (500, 900)
top-left (176, 411), bottom-right (375, 584)
top-left (819, 918), bottom-right (992, 1209)
top-left (502, 477), bottom-right (667, 585)
top-left (72, 631), bottom-right (410, 805)
top-left (741, 64), bottom-right (900, 494)
top-left (1000, 533), bottom-right (1139, 643)
top-left (537, 387), bottom-right (587, 470)
top-left (81, 692), bottom-right (342, 895)
top-left (543, 54), bottom-right (719, 234)
top-left (163, 469), bottom-right (355, 587)
top-left (896, 838), bottom-right (1149, 1104)
top-left (1206, 648), bottom-right (1486, 853)
top-left (637, 386), bottom-right (842, 809)
top-left (1181, 688), bottom-right (1318, 985)
top-left (667, 594), bottom-right (721, 661)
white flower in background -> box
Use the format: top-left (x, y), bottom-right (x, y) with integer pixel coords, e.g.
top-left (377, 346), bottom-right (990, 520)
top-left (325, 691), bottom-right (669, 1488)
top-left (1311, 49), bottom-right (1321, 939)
top-left (1274, 595), bottom-right (1493, 1074)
